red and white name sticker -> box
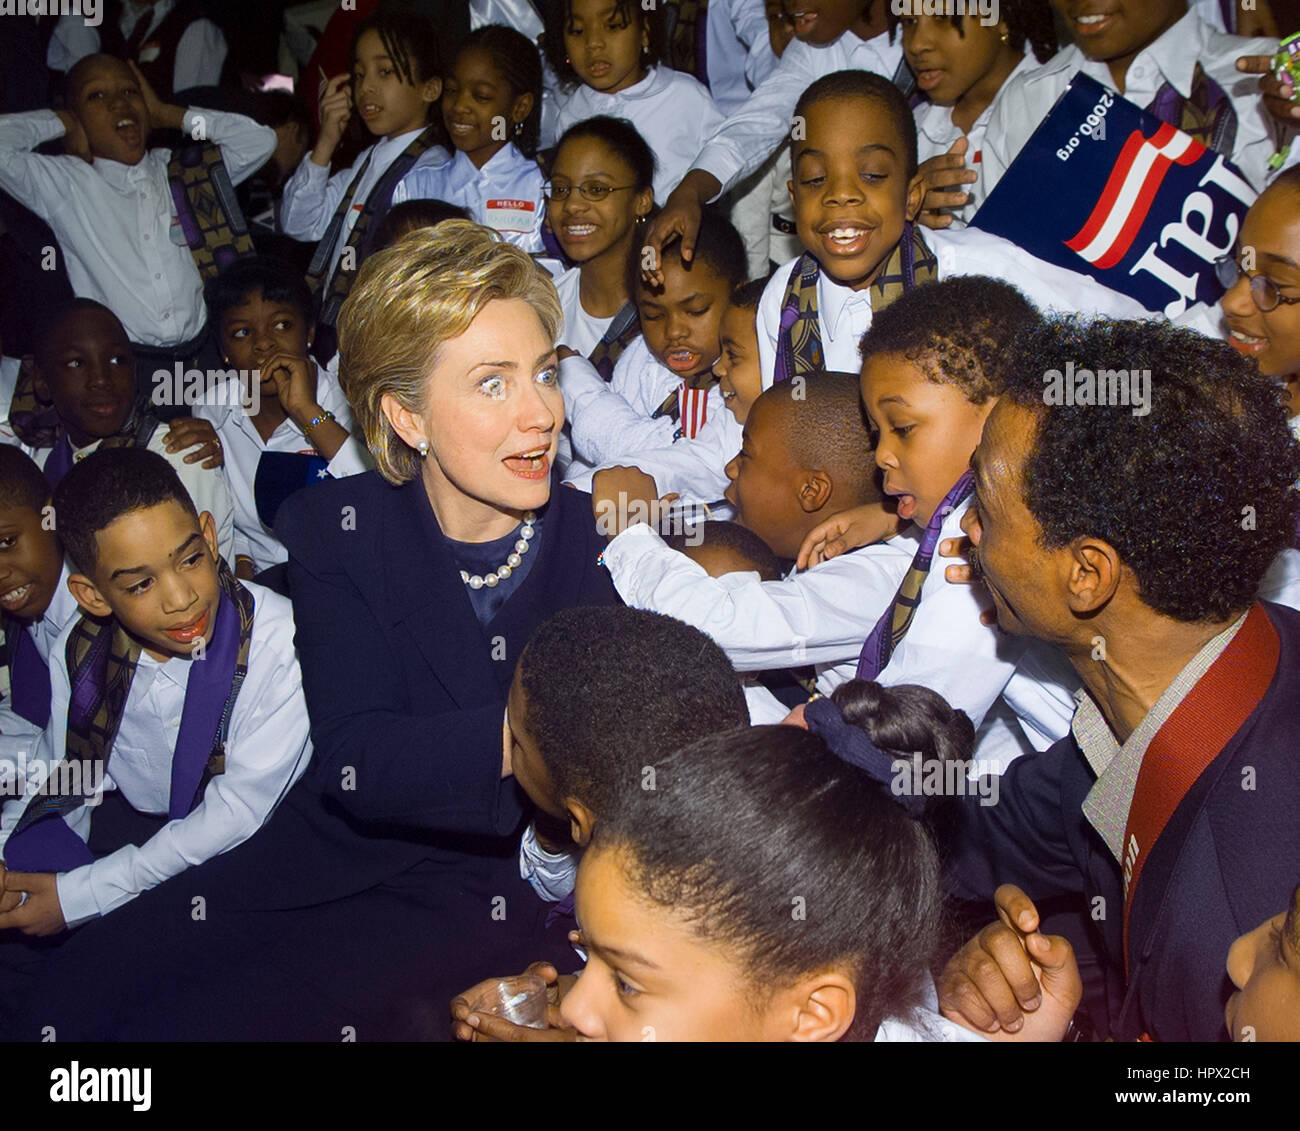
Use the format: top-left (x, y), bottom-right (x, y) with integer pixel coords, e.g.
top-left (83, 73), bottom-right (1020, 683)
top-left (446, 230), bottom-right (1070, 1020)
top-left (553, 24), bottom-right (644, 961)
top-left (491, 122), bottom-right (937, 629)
top-left (485, 198), bottom-right (537, 234)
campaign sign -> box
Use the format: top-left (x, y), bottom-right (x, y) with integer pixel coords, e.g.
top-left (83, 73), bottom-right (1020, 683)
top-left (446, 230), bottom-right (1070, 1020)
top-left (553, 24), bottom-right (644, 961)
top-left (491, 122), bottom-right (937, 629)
top-left (971, 73), bottom-right (1256, 318)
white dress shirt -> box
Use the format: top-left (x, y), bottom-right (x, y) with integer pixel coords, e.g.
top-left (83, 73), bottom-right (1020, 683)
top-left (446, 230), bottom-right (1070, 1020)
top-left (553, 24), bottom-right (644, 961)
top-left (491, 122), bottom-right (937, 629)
top-left (704, 0), bottom-right (775, 115)
top-left (554, 267), bottom-right (616, 358)
top-left (394, 142), bottom-right (546, 253)
top-left (280, 128), bottom-right (446, 280)
top-left (913, 51), bottom-right (1044, 224)
top-left (193, 366), bottom-right (370, 573)
top-left (756, 227), bottom-right (1152, 384)
top-left (0, 109), bottom-right (276, 348)
top-left (518, 820), bottom-right (577, 903)
top-left (553, 65), bottom-right (725, 203)
top-left (691, 29), bottom-right (905, 199)
top-left (604, 523), bottom-right (919, 705)
top-left (25, 428), bottom-right (236, 566)
top-left (0, 579), bottom-right (311, 927)
top-left (560, 340), bottom-right (740, 507)
top-left (980, 9), bottom-right (1281, 195)
top-left (47, 0), bottom-right (229, 94)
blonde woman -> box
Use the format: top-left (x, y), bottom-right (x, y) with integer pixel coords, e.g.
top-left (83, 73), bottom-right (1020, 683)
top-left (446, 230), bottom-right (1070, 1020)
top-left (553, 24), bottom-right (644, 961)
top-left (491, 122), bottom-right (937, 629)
top-left (0, 223), bottom-right (618, 1041)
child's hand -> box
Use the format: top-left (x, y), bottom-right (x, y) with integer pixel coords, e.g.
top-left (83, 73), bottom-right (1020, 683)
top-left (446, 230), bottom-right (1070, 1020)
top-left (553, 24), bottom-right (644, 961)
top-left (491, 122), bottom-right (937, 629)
top-left (315, 74), bottom-right (354, 159)
top-left (796, 504), bottom-right (885, 570)
top-left (938, 885), bottom-right (1082, 1042)
top-left (450, 962), bottom-right (577, 1042)
top-left (0, 870), bottom-right (67, 936)
top-left (235, 556), bottom-right (257, 581)
top-left (164, 416), bottom-right (223, 468)
top-left (127, 61), bottom-right (182, 131)
top-left (1236, 52), bottom-right (1300, 127)
top-left (55, 110), bottom-right (92, 164)
top-left (641, 171), bottom-right (720, 285)
top-left (916, 138), bottom-right (978, 230)
top-left (0, 862), bottom-right (22, 913)
top-left (260, 352), bottom-right (319, 421)
top-left (590, 466), bottom-right (676, 537)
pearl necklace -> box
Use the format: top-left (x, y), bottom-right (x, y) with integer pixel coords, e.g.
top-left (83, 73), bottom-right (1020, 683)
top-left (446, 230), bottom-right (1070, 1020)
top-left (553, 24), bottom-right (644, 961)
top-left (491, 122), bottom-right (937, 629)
top-left (460, 512), bottom-right (536, 589)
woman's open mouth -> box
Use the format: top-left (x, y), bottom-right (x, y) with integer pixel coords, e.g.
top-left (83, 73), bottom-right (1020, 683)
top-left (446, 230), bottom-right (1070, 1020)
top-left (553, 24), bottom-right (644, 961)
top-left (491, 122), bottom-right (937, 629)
top-left (504, 447), bottom-right (551, 480)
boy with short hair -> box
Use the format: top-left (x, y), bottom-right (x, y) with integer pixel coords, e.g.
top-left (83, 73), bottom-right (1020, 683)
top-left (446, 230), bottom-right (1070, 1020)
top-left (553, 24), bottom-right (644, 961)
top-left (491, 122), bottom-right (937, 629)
top-left (0, 447), bottom-right (77, 768)
top-left (0, 55), bottom-right (275, 385)
top-left (602, 371), bottom-right (918, 724)
top-left (0, 448), bottom-right (310, 941)
top-left (19, 299), bottom-right (235, 564)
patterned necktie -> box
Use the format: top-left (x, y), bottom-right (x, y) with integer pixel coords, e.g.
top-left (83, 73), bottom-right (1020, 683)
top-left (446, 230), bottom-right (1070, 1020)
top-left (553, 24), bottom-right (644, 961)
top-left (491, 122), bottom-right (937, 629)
top-left (856, 471), bottom-right (975, 680)
top-left (1146, 62), bottom-right (1238, 158)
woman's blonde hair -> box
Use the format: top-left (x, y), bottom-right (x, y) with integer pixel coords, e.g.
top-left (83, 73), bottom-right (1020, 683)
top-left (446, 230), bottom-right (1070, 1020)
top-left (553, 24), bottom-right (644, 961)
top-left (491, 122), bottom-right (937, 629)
top-left (337, 220), bottom-right (563, 484)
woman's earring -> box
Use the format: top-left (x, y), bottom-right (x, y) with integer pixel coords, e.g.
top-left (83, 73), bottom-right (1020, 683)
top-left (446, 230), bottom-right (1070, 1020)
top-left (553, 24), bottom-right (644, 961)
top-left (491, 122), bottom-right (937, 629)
top-left (417, 440), bottom-right (430, 458)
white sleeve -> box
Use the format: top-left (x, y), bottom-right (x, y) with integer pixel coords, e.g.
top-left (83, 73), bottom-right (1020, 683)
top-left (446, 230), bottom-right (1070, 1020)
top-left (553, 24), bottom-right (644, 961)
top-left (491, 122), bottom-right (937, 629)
top-left (0, 111), bottom-right (75, 224)
top-left (563, 355), bottom-right (679, 468)
top-left (173, 19), bottom-right (229, 92)
top-left (46, 14), bottom-right (99, 73)
top-left (603, 524), bottom-right (913, 670)
top-left (691, 44), bottom-right (820, 197)
top-left (280, 152), bottom-right (355, 242)
top-left (185, 107), bottom-right (277, 187)
top-left (164, 447), bottom-right (237, 566)
top-left (518, 821), bottom-right (578, 903)
top-left (597, 400), bottom-right (742, 505)
top-left (55, 604), bottom-right (312, 924)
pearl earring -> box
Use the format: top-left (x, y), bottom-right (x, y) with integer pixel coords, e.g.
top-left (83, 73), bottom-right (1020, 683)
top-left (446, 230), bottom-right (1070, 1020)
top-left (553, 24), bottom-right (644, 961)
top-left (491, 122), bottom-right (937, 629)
top-left (417, 440), bottom-right (430, 458)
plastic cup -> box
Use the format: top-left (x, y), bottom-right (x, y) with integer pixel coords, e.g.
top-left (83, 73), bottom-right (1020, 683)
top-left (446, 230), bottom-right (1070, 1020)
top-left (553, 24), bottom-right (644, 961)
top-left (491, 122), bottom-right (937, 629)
top-left (462, 974), bottom-right (549, 1030)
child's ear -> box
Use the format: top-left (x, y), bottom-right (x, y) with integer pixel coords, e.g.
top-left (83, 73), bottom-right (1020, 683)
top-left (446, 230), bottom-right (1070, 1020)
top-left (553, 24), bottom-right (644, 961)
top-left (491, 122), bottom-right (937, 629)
top-left (784, 971), bottom-right (856, 1042)
top-left (199, 511), bottom-right (219, 563)
top-left (512, 92), bottom-right (534, 126)
top-left (904, 170), bottom-right (927, 224)
top-left (796, 470), bottom-right (833, 514)
top-left (67, 571), bottom-right (112, 619)
top-left (566, 798), bottom-right (597, 848)
top-left (420, 75), bottom-right (443, 105)
top-left (634, 185), bottom-right (654, 221)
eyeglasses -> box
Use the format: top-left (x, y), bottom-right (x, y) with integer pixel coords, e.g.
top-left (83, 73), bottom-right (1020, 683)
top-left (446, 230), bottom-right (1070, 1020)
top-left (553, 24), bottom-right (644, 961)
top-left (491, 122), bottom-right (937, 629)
top-left (542, 180), bottom-right (637, 203)
top-left (1214, 256), bottom-right (1300, 313)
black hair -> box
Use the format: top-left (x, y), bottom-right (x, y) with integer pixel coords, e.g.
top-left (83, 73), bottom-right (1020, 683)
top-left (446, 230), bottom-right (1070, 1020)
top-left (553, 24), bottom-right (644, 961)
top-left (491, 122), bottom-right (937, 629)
top-left (255, 90), bottom-right (314, 136)
top-left (517, 606), bottom-right (749, 816)
top-left (204, 256), bottom-right (313, 330)
top-left (543, 0), bottom-right (666, 89)
top-left (33, 298), bottom-right (128, 366)
top-left (0, 446), bottom-right (51, 515)
top-left (663, 520), bottom-right (784, 580)
top-left (454, 25), bottom-right (544, 156)
top-left (887, 0), bottom-right (1058, 64)
top-left (350, 9), bottom-right (442, 87)
top-left (53, 448), bottom-right (198, 575)
top-left (793, 69), bottom-right (919, 180)
top-left (1001, 315), bottom-right (1300, 623)
top-left (373, 198), bottom-right (473, 252)
top-left (831, 679), bottom-right (975, 765)
top-left (730, 276), bottom-right (770, 312)
top-left (592, 724), bottom-right (942, 1041)
top-left (554, 115), bottom-right (657, 195)
top-left (629, 206), bottom-right (747, 301)
top-left (860, 276), bottom-right (1041, 404)
top-left (758, 370), bottom-right (883, 506)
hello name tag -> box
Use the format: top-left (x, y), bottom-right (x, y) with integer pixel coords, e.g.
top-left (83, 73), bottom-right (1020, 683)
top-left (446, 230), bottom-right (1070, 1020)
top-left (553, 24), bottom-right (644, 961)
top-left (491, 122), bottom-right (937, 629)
top-left (485, 198), bottom-right (536, 234)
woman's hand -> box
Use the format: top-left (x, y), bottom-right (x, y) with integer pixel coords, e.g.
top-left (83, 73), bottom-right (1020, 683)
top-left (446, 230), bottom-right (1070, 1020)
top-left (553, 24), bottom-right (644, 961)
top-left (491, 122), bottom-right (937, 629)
top-left (450, 962), bottom-right (578, 1042)
top-left (916, 138), bottom-right (978, 230)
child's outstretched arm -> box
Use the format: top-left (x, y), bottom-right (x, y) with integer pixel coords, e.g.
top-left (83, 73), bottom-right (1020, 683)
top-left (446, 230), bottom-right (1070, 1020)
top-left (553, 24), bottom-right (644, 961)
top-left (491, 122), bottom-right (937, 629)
top-left (0, 109), bottom-right (91, 220)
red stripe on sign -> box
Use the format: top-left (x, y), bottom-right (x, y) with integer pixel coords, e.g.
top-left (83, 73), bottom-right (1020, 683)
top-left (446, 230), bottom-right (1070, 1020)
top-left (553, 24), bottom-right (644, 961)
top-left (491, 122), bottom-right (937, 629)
top-left (1065, 128), bottom-right (1151, 251)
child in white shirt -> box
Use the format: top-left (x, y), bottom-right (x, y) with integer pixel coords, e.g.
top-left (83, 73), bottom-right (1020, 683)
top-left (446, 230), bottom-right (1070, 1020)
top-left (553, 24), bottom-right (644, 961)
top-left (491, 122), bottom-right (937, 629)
top-left (980, 1), bottom-right (1285, 195)
top-left (394, 25), bottom-right (547, 254)
top-left (200, 257), bottom-right (370, 578)
top-left (280, 11), bottom-right (446, 334)
top-left (544, 0), bottom-right (725, 202)
top-left (0, 448), bottom-right (310, 938)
